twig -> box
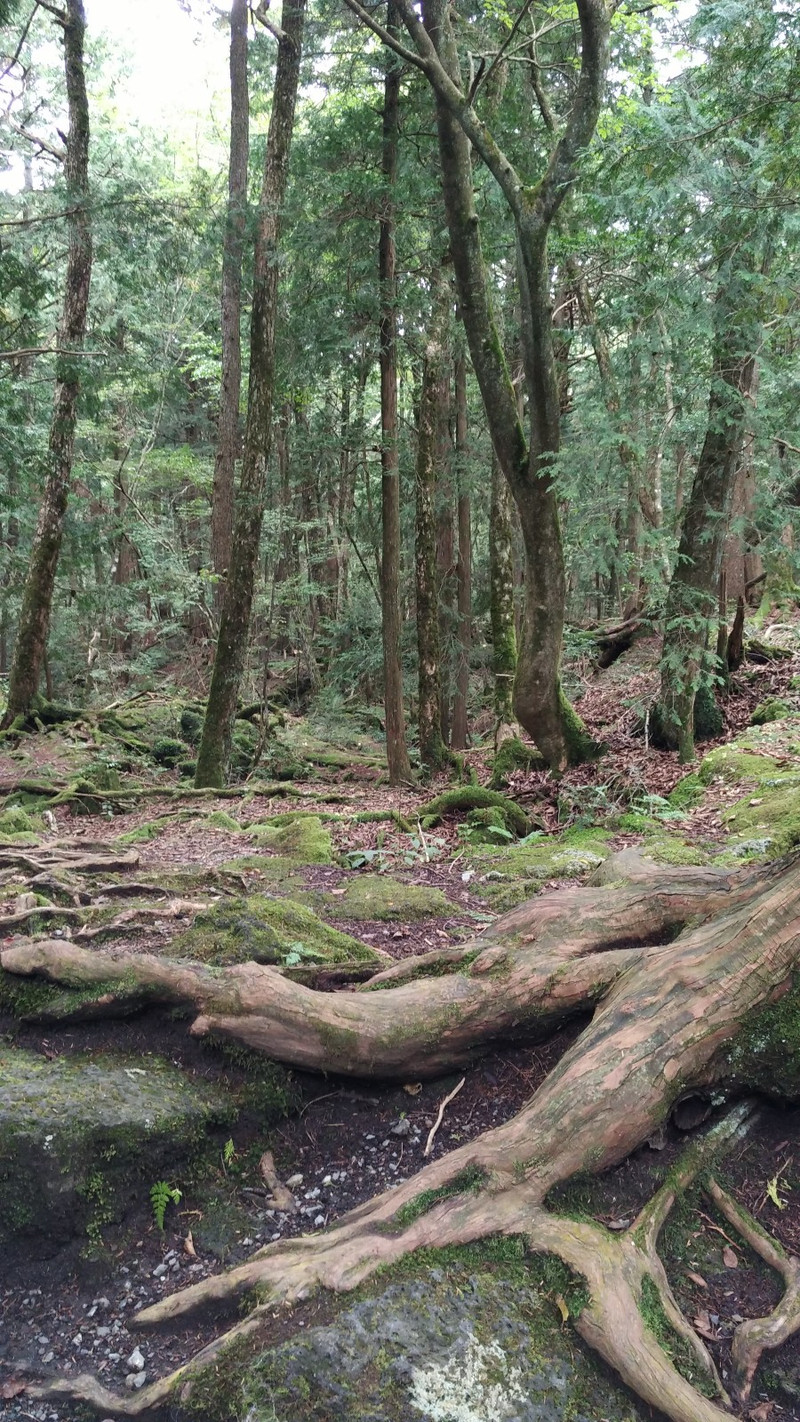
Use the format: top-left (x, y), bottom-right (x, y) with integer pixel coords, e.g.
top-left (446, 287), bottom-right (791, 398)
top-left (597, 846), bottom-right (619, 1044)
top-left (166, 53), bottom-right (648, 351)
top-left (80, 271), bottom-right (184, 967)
top-left (424, 1076), bottom-right (465, 1156)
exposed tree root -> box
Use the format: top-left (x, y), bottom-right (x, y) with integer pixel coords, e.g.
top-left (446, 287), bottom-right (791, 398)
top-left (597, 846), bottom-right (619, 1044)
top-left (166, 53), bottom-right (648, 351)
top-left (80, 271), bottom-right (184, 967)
top-left (5, 850), bottom-right (800, 1418)
top-left (0, 840), bottom-right (140, 875)
top-left (705, 1175), bottom-right (800, 1403)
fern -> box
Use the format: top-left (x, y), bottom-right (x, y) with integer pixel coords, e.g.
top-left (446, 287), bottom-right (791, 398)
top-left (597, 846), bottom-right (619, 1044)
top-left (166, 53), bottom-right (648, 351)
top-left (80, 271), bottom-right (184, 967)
top-left (150, 1180), bottom-right (181, 1232)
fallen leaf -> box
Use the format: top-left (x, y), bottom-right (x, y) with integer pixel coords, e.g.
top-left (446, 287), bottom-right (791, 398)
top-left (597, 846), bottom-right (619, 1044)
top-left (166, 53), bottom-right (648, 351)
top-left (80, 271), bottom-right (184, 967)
top-left (183, 1231), bottom-right (196, 1257)
top-left (749, 1403), bottom-right (775, 1421)
top-left (403, 1082), bottom-right (422, 1095)
top-left (723, 1245), bottom-right (739, 1268)
top-left (555, 1293), bottom-right (570, 1324)
top-left (686, 1271), bottom-right (708, 1288)
top-left (0, 1381), bottom-right (26, 1399)
top-left (693, 1311), bottom-right (716, 1339)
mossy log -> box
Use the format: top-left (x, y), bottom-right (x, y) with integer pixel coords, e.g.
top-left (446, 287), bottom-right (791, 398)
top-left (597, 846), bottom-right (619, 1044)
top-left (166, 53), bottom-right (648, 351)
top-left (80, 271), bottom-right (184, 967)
top-left (416, 784), bottom-right (532, 837)
top-left (7, 849), bottom-right (800, 1421)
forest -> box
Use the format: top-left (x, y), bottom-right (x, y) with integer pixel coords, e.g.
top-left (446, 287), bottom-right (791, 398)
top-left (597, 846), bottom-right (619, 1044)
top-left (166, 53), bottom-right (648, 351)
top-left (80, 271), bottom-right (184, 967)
top-left (1, 0), bottom-right (800, 1419)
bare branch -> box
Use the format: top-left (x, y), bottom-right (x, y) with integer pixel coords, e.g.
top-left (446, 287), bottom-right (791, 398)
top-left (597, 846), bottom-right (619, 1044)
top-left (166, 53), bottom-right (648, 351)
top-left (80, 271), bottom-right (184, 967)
top-left (9, 118), bottom-right (65, 161)
top-left (469, 0), bottom-right (533, 103)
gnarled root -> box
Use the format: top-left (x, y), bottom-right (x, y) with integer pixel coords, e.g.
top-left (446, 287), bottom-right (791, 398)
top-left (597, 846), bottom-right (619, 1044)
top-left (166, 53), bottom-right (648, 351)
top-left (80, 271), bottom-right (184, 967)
top-left (17, 1104), bottom-right (756, 1422)
top-left (705, 1175), bottom-right (800, 1404)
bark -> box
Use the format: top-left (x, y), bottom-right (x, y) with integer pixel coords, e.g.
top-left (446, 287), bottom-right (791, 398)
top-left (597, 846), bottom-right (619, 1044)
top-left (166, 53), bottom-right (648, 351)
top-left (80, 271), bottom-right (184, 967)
top-left (415, 259), bottom-right (451, 771)
top-left (654, 250), bottom-right (761, 763)
top-left (378, 8), bottom-right (413, 786)
top-left (8, 849), bottom-right (800, 1422)
top-left (1, 0), bottom-right (91, 729)
top-left (194, 0), bottom-right (305, 788)
top-left (451, 351), bottom-right (471, 749)
top-left (210, 0), bottom-right (249, 603)
top-left (489, 452), bottom-right (517, 730)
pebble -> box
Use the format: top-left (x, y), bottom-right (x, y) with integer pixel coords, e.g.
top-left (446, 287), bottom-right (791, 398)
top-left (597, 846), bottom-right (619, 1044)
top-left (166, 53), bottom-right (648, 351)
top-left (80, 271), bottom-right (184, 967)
top-left (127, 1347), bottom-right (145, 1371)
top-left (152, 1263), bottom-right (168, 1278)
top-left (285, 1173), bottom-right (303, 1188)
top-left (125, 1372), bottom-right (147, 1390)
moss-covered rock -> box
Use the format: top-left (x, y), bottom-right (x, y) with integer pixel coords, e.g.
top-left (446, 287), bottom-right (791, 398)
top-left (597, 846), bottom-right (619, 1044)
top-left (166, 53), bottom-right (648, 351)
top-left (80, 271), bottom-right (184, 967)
top-left (152, 736), bottom-right (186, 768)
top-left (698, 745), bottom-right (782, 785)
top-left (0, 806), bottom-right (36, 834)
top-left (211, 1242), bottom-right (648, 1422)
top-left (722, 785), bottom-right (800, 854)
top-left (693, 682), bottom-right (724, 741)
top-left (168, 894), bottom-right (382, 966)
top-left (0, 1047), bottom-right (233, 1246)
top-left (180, 707), bottom-right (204, 745)
top-left (332, 875), bottom-right (451, 921)
top-left (249, 814), bottom-right (333, 864)
top-left (419, 787), bottom-right (531, 838)
top-left (668, 773), bottom-right (704, 811)
top-left (467, 829), bottom-right (610, 910)
top-left (750, 697), bottom-right (791, 726)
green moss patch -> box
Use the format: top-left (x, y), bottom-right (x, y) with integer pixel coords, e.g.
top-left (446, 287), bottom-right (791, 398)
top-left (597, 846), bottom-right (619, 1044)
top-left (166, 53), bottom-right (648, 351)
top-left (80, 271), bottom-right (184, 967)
top-left (750, 697), bottom-right (792, 726)
top-left (329, 875), bottom-right (451, 921)
top-left (168, 894), bottom-right (382, 967)
top-left (248, 814), bottom-right (333, 864)
top-left (0, 1046), bottom-right (233, 1245)
top-left (698, 746), bottom-right (782, 785)
top-left (725, 980), bottom-right (800, 1098)
top-left (468, 828), bottom-right (610, 910)
top-left (722, 786), bottom-right (800, 855)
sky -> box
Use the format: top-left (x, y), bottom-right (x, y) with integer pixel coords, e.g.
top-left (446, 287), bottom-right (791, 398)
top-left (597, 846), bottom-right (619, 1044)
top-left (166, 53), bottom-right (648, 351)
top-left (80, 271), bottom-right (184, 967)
top-left (84, 0), bottom-right (230, 154)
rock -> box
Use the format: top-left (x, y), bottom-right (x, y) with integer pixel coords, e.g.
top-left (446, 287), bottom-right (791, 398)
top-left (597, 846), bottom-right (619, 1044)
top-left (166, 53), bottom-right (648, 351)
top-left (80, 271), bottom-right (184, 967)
top-left (126, 1348), bottom-right (145, 1371)
top-left (0, 1046), bottom-right (234, 1248)
top-left (229, 1247), bottom-right (650, 1421)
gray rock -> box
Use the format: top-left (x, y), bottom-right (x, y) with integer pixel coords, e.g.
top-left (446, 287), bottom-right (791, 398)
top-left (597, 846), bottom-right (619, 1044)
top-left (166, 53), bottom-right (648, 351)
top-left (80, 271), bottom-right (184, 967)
top-left (126, 1347), bottom-right (145, 1371)
top-left (237, 1251), bottom-right (649, 1421)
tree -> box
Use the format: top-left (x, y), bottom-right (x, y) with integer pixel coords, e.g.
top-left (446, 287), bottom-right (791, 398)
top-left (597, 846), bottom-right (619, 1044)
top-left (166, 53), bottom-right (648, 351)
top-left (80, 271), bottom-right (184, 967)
top-left (194, 0), bottom-right (306, 788)
top-left (344, 0), bottom-right (608, 768)
top-left (377, 6), bottom-right (414, 786)
top-left (209, 0), bottom-right (249, 604)
top-left (0, 0), bottom-right (91, 729)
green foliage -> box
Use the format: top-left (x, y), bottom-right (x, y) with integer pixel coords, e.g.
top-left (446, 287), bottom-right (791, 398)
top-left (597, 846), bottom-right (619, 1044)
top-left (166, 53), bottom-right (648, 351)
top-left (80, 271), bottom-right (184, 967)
top-left (150, 1180), bottom-right (182, 1232)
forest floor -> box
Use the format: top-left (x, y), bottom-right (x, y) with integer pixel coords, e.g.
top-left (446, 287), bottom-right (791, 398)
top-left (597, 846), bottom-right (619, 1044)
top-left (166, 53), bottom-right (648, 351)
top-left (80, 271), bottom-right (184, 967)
top-left (2, 621), bottom-right (800, 1421)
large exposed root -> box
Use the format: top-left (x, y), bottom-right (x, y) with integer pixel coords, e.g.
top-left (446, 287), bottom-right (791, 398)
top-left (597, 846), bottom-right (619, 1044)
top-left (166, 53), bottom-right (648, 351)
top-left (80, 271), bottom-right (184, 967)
top-left (17, 1105), bottom-right (757, 1422)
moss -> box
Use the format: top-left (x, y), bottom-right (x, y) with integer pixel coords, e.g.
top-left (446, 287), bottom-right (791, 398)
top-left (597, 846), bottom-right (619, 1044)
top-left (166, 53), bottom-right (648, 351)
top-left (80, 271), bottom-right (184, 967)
top-left (204, 810), bottom-right (242, 833)
top-left (750, 697), bottom-right (791, 726)
top-left (467, 828), bottom-right (609, 909)
top-left (393, 1167), bottom-right (487, 1228)
top-left (180, 708), bottom-right (204, 745)
top-left (116, 816), bottom-right (173, 845)
top-left (489, 737), bottom-right (545, 790)
top-left (248, 814), bottom-right (333, 865)
top-left (638, 835), bottom-right (710, 867)
top-left (418, 786), bottom-right (531, 838)
top-left (0, 806), bottom-right (36, 834)
top-left (168, 893), bottom-right (381, 967)
top-left (558, 687), bottom-right (602, 764)
top-left (698, 745), bottom-right (781, 785)
top-left (693, 683), bottom-right (724, 741)
top-left (528, 1251), bottom-right (589, 1319)
top-left (723, 786), bottom-right (800, 854)
top-left (152, 736), bottom-right (186, 767)
top-left (333, 875), bottom-right (450, 921)
top-left (725, 979), bottom-right (800, 1097)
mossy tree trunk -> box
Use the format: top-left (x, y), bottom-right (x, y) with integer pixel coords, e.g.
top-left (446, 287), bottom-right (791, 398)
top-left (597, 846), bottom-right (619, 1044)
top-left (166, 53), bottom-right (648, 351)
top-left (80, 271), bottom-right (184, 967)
top-left (1, 0), bottom-right (92, 730)
top-left (415, 256), bottom-right (451, 771)
top-left (194, 0), bottom-right (305, 789)
top-left (451, 349), bottom-right (471, 749)
top-left (653, 242), bottom-right (763, 764)
top-left (210, 0), bottom-right (249, 607)
top-left (489, 452), bottom-right (517, 731)
top-left (363, 0), bottom-right (606, 769)
top-left (378, 6), bottom-right (413, 787)
top-left (10, 850), bottom-right (800, 1422)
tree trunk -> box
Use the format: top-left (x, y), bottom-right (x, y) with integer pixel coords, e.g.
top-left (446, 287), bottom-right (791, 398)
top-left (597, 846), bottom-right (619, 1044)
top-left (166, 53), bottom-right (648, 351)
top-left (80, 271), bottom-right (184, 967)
top-left (194, 0), bottom-right (305, 789)
top-left (451, 351), bottom-right (471, 749)
top-left (210, 0), bottom-right (249, 605)
top-left (654, 247), bottom-right (762, 763)
top-left (489, 452), bottom-right (517, 731)
top-left (378, 6), bottom-right (413, 786)
top-left (1, 0), bottom-right (92, 729)
top-left (415, 259), bottom-right (450, 771)
top-left (413, 0), bottom-right (598, 769)
top-left (10, 849), bottom-right (800, 1422)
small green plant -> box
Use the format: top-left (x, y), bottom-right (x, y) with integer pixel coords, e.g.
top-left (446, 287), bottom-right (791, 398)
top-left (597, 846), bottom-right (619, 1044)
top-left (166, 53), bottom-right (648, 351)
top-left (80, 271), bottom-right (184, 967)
top-left (150, 1180), bottom-right (182, 1231)
top-left (222, 1138), bottom-right (236, 1169)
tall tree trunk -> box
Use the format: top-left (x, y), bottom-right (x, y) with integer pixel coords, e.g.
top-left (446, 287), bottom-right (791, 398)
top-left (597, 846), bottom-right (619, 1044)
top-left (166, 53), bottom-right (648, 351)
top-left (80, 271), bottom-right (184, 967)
top-left (490, 452), bottom-right (517, 732)
top-left (195, 0), bottom-right (305, 788)
top-left (722, 361), bottom-right (764, 605)
top-left (412, 0), bottom-right (600, 769)
top-left (378, 5), bottom-right (413, 785)
top-left (1, 0), bottom-right (91, 728)
top-left (451, 351), bottom-right (471, 749)
top-left (654, 249), bottom-right (762, 763)
top-left (415, 259), bottom-right (450, 771)
top-left (210, 0), bottom-right (249, 604)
